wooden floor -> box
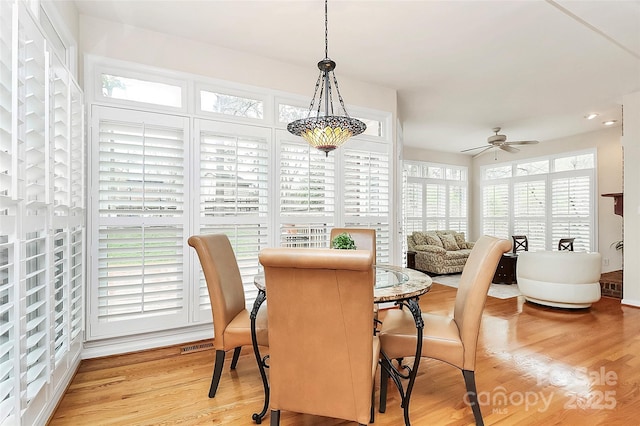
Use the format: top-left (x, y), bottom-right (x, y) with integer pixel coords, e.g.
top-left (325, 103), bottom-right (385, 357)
top-left (49, 284), bottom-right (640, 425)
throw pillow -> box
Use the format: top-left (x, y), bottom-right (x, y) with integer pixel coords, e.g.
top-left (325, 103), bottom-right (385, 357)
top-left (439, 233), bottom-right (460, 251)
top-left (413, 232), bottom-right (428, 246)
top-left (425, 232), bottom-right (443, 247)
top-left (454, 232), bottom-right (466, 248)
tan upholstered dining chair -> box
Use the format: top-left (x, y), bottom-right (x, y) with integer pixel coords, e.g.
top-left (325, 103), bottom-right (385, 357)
top-left (378, 235), bottom-right (512, 426)
top-left (188, 234), bottom-right (268, 398)
top-left (330, 227), bottom-right (376, 262)
top-left (259, 247), bottom-right (379, 426)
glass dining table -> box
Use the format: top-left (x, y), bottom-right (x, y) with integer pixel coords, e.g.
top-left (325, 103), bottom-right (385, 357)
top-left (249, 264), bottom-right (432, 423)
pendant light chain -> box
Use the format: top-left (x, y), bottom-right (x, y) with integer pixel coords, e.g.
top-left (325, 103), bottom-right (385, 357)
top-left (325, 0), bottom-right (329, 59)
top-left (286, 0), bottom-right (366, 155)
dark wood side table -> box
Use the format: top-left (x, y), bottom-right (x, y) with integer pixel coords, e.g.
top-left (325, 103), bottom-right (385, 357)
top-left (407, 251), bottom-right (416, 269)
top-left (492, 253), bottom-right (518, 284)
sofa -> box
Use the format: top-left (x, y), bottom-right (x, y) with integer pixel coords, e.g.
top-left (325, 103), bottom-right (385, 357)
top-left (516, 251), bottom-right (602, 308)
top-left (406, 230), bottom-right (475, 274)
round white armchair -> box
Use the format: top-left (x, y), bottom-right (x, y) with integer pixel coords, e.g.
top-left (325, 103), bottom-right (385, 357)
top-left (516, 251), bottom-right (602, 309)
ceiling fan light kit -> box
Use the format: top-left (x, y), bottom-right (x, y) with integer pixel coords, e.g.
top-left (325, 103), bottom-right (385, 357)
top-left (461, 127), bottom-right (539, 157)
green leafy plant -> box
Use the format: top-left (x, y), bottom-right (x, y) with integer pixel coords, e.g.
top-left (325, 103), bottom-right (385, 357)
top-left (331, 232), bottom-right (357, 250)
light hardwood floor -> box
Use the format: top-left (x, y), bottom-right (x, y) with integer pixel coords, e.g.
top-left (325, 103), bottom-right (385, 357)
top-left (49, 284), bottom-right (640, 425)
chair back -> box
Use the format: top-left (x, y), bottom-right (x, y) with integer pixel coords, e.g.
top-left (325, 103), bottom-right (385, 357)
top-left (558, 238), bottom-right (575, 251)
top-left (454, 235), bottom-right (512, 370)
top-left (330, 228), bottom-right (376, 262)
top-left (259, 247), bottom-right (376, 425)
top-left (188, 234), bottom-right (246, 351)
top-left (512, 235), bottom-right (528, 253)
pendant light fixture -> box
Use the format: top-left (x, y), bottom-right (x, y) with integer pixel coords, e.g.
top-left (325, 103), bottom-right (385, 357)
top-left (287, 0), bottom-right (366, 156)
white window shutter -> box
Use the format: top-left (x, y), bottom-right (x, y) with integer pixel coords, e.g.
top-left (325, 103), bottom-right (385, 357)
top-left (551, 175), bottom-right (592, 251)
top-left (513, 179), bottom-right (546, 251)
top-left (194, 120), bottom-right (270, 315)
top-left (276, 135), bottom-right (335, 251)
top-left (482, 183), bottom-right (509, 238)
top-left (91, 107), bottom-right (189, 338)
top-left (343, 148), bottom-right (390, 263)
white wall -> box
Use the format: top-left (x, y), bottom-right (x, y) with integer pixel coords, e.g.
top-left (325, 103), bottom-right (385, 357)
top-left (622, 91), bottom-right (640, 307)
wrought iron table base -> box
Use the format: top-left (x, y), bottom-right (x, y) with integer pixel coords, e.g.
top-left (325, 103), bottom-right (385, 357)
top-left (378, 297), bottom-right (424, 426)
top-left (250, 289), bottom-right (269, 424)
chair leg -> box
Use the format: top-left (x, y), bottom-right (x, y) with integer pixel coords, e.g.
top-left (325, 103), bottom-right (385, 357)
top-left (208, 350), bottom-right (225, 398)
top-left (462, 370), bottom-right (484, 426)
top-left (270, 410), bottom-right (280, 425)
top-left (379, 360), bottom-right (388, 413)
top-left (370, 383), bottom-right (375, 423)
top-left (230, 346), bottom-right (242, 369)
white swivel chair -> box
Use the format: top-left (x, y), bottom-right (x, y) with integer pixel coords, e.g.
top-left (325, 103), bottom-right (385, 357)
top-left (516, 251), bottom-right (602, 308)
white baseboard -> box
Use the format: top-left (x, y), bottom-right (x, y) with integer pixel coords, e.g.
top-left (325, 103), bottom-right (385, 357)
top-left (36, 351), bottom-right (82, 426)
top-left (621, 298), bottom-right (640, 308)
top-left (82, 325), bottom-right (214, 359)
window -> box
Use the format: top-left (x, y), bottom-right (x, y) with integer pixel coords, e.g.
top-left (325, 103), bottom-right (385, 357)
top-left (199, 89), bottom-right (264, 119)
top-left (482, 183), bottom-right (509, 237)
top-left (481, 151), bottom-right (596, 251)
top-left (87, 60), bottom-right (393, 343)
top-left (194, 119), bottom-right (270, 313)
top-left (99, 72), bottom-right (184, 109)
top-left (277, 133), bottom-right (336, 250)
top-left (91, 106), bottom-right (189, 338)
top-left (2, 2), bottom-right (85, 424)
top-left (403, 161), bottom-right (469, 264)
top-left (343, 147), bottom-right (391, 263)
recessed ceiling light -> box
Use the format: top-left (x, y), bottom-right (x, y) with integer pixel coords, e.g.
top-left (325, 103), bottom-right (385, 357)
top-left (585, 113), bottom-right (599, 120)
top-left (603, 120), bottom-right (617, 126)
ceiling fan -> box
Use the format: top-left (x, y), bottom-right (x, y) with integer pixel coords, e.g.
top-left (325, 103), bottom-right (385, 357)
top-left (461, 127), bottom-right (539, 157)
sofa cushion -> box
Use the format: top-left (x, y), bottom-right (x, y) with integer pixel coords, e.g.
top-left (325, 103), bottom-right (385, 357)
top-left (453, 232), bottom-right (466, 248)
top-left (414, 244), bottom-right (446, 253)
top-left (424, 232), bottom-right (443, 248)
top-left (439, 233), bottom-right (460, 251)
top-left (412, 232), bottom-right (429, 246)
top-left (443, 248), bottom-right (472, 259)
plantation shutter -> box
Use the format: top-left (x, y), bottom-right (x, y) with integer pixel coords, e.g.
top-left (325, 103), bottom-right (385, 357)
top-left (0, 1), bottom-right (16, 421)
top-left (0, 0), bottom-right (12, 203)
top-left (513, 179), bottom-right (546, 251)
top-left (448, 183), bottom-right (467, 233)
top-left (343, 147), bottom-right (390, 263)
top-left (482, 183), bottom-right (509, 238)
top-left (277, 132), bottom-right (335, 249)
top-left (16, 4), bottom-right (51, 408)
top-left (425, 183), bottom-right (446, 230)
top-left (0, 233), bottom-right (15, 424)
top-left (193, 119), bottom-right (270, 316)
top-left (0, 2), bottom-right (86, 422)
top-left (403, 179), bottom-right (423, 234)
top-left (551, 174), bottom-right (592, 251)
top-left (90, 106), bottom-right (190, 338)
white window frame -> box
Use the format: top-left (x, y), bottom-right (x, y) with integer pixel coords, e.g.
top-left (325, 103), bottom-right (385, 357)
top-left (480, 149), bottom-right (597, 251)
top-left (402, 160), bottom-right (469, 232)
top-left (85, 56), bottom-right (394, 343)
top-left (92, 63), bottom-right (189, 113)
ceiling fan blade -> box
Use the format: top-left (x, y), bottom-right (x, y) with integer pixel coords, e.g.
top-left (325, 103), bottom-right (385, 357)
top-left (505, 140), bottom-right (539, 145)
top-left (472, 146), bottom-right (494, 158)
top-left (460, 145), bottom-right (490, 153)
top-left (500, 145), bottom-right (520, 153)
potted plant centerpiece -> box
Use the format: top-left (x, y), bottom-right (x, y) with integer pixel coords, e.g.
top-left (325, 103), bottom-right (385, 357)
top-left (331, 232), bottom-right (357, 250)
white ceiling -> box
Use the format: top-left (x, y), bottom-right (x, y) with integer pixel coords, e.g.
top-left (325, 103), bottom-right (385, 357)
top-left (72, 0), bottom-right (640, 154)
